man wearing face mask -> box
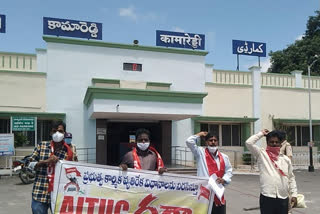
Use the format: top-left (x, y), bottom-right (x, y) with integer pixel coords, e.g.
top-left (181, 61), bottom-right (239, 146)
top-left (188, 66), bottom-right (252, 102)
top-left (28, 122), bottom-right (76, 214)
top-left (246, 129), bottom-right (298, 214)
top-left (120, 128), bottom-right (166, 174)
top-left (64, 132), bottom-right (78, 162)
top-left (186, 132), bottom-right (232, 214)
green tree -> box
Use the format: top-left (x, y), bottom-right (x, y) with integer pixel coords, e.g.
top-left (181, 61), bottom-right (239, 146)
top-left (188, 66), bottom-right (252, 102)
top-left (269, 11), bottom-right (320, 75)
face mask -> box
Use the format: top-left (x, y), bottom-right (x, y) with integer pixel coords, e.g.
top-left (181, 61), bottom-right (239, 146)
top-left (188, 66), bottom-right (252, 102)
top-left (266, 146), bottom-right (280, 161)
top-left (52, 131), bottom-right (64, 143)
top-left (207, 146), bottom-right (218, 154)
top-left (64, 138), bottom-right (72, 145)
top-left (137, 142), bottom-right (150, 151)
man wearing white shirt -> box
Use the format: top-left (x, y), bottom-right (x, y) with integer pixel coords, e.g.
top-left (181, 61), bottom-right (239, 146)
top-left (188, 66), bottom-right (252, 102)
top-left (186, 132), bottom-right (232, 214)
top-left (246, 129), bottom-right (298, 214)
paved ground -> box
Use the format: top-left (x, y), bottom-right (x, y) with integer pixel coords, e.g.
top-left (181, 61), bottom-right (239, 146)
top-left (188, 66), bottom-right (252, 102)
top-left (226, 169), bottom-right (320, 214)
top-left (0, 169), bottom-right (318, 214)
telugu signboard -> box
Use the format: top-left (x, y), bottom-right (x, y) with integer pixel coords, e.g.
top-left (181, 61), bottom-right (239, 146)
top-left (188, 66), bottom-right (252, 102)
top-left (0, 14), bottom-right (6, 33)
top-left (12, 117), bottom-right (35, 131)
top-left (232, 40), bottom-right (266, 57)
top-left (52, 161), bottom-right (213, 214)
top-left (43, 17), bottom-right (102, 40)
top-left (0, 134), bottom-right (14, 156)
top-left (156, 30), bottom-right (205, 50)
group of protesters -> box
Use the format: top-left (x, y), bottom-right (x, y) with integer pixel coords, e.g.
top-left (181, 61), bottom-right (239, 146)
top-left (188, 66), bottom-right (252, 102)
top-left (28, 120), bottom-right (298, 214)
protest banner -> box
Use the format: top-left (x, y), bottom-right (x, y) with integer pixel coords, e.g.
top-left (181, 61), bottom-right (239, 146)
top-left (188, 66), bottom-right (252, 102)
top-left (51, 161), bottom-right (213, 213)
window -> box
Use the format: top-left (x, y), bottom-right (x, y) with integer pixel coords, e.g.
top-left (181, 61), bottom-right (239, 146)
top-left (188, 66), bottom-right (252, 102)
top-left (222, 125), bottom-right (231, 146)
top-left (200, 123), bottom-right (241, 146)
top-left (37, 120), bottom-right (54, 144)
top-left (0, 119), bottom-right (10, 133)
top-left (123, 63), bottom-right (142, 72)
top-left (280, 125), bottom-right (316, 146)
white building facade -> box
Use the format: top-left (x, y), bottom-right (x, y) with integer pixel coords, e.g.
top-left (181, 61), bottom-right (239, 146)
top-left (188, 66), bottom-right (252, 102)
top-left (1, 36), bottom-right (320, 167)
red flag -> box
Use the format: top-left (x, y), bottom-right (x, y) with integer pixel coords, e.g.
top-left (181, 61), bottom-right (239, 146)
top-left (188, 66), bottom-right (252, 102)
top-left (65, 167), bottom-right (81, 176)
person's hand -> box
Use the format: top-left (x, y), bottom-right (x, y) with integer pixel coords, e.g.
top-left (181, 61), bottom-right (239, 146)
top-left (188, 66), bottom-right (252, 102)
top-left (291, 197), bottom-right (297, 208)
top-left (216, 177), bottom-right (225, 185)
top-left (119, 164), bottom-right (128, 171)
top-left (261, 129), bottom-right (269, 136)
top-left (45, 155), bottom-right (59, 165)
top-left (158, 167), bottom-right (167, 175)
top-left (196, 131), bottom-right (208, 138)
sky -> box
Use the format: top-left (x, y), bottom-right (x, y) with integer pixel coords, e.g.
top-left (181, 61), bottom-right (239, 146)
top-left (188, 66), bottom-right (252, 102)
top-left (0, 0), bottom-right (318, 72)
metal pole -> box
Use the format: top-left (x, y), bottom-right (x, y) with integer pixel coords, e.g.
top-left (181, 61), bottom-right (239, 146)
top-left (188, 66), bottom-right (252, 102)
top-left (237, 54), bottom-right (239, 71)
top-left (10, 117), bottom-right (13, 176)
top-left (258, 57), bottom-right (261, 67)
top-left (308, 65), bottom-right (314, 172)
top-left (35, 117), bottom-right (37, 146)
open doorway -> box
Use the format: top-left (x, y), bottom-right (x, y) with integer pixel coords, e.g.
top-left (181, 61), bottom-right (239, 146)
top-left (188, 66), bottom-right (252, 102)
top-left (106, 122), bottom-right (162, 166)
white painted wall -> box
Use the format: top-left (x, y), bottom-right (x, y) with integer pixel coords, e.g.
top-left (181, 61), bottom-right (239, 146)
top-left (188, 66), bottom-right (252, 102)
top-left (261, 87), bottom-right (320, 129)
top-left (45, 42), bottom-right (207, 153)
top-left (204, 84), bottom-right (253, 117)
top-left (90, 99), bottom-right (202, 118)
top-left (36, 49), bottom-right (47, 75)
top-left (0, 72), bottom-right (46, 112)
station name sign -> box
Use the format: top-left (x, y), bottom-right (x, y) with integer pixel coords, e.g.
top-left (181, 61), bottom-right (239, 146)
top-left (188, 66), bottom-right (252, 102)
top-left (0, 14), bottom-right (6, 33)
top-left (232, 40), bottom-right (266, 57)
top-left (43, 17), bottom-right (102, 40)
top-left (156, 30), bottom-right (205, 50)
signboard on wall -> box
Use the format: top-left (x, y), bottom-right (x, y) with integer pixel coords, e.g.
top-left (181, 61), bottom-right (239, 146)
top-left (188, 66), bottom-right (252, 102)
top-left (0, 134), bottom-right (14, 156)
top-left (0, 14), bottom-right (6, 33)
top-left (43, 17), bottom-right (102, 40)
top-left (156, 30), bottom-right (205, 50)
top-left (232, 40), bottom-right (266, 57)
top-left (12, 117), bottom-right (35, 131)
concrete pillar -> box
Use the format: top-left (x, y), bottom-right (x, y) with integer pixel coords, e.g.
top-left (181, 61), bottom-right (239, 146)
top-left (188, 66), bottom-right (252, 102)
top-left (96, 119), bottom-right (108, 165)
top-left (205, 64), bottom-right (214, 82)
top-left (249, 66), bottom-right (261, 134)
top-left (291, 70), bottom-right (303, 88)
top-left (241, 123), bottom-right (251, 151)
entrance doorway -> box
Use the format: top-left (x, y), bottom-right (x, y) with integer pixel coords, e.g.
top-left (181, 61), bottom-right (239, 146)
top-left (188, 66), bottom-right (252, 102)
top-left (105, 121), bottom-right (169, 166)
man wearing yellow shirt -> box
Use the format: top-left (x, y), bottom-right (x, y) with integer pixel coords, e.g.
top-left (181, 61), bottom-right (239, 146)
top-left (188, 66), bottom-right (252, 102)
top-left (246, 129), bottom-right (298, 214)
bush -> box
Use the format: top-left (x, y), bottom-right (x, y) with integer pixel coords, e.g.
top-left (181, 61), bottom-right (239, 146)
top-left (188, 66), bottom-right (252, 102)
top-left (14, 132), bottom-right (29, 147)
top-left (242, 153), bottom-right (252, 165)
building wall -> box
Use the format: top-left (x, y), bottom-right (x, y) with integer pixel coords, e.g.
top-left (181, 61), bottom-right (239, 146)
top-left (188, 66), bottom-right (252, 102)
top-left (0, 52), bottom-right (45, 112)
top-left (204, 83), bottom-right (253, 118)
top-left (45, 42), bottom-right (207, 151)
top-left (261, 87), bottom-right (320, 130)
top-left (0, 71), bottom-right (46, 112)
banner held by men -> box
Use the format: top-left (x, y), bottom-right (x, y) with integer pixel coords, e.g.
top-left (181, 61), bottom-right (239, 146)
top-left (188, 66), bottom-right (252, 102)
top-left (51, 161), bottom-right (214, 213)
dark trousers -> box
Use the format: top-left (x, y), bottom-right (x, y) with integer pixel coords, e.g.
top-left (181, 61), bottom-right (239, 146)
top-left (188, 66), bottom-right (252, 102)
top-left (211, 202), bottom-right (226, 214)
top-left (260, 194), bottom-right (288, 214)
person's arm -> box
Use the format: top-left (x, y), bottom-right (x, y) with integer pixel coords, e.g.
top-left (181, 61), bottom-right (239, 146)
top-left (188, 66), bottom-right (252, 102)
top-left (158, 167), bottom-right (167, 175)
top-left (119, 152), bottom-right (132, 170)
top-left (186, 132), bottom-right (207, 158)
top-left (27, 142), bottom-right (58, 169)
top-left (72, 145), bottom-right (78, 162)
top-left (221, 155), bottom-right (233, 185)
top-left (245, 130), bottom-right (268, 157)
top-left (27, 144), bottom-right (41, 170)
top-left (288, 160), bottom-right (298, 207)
